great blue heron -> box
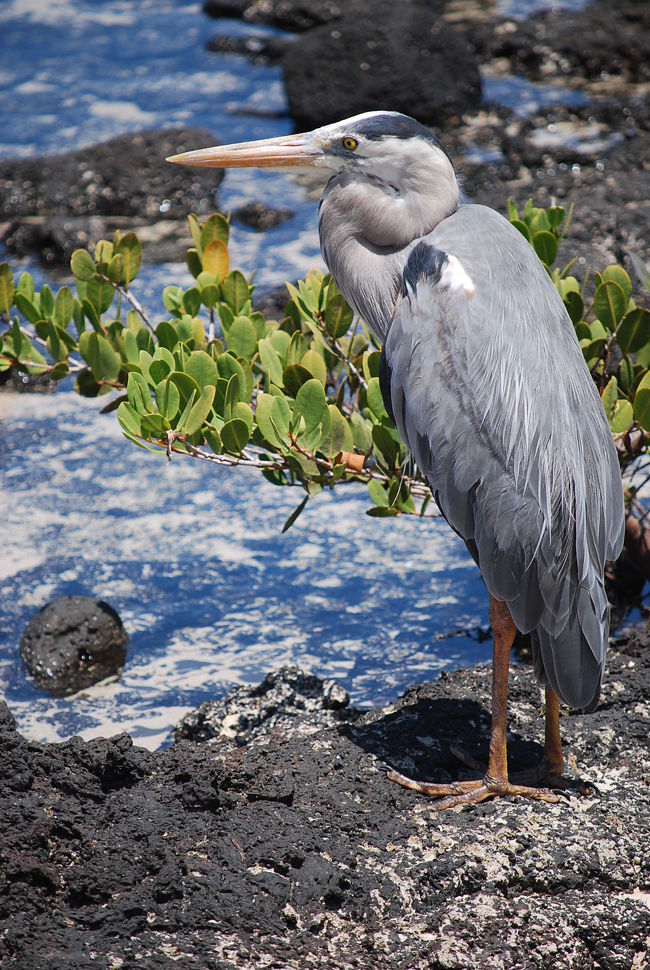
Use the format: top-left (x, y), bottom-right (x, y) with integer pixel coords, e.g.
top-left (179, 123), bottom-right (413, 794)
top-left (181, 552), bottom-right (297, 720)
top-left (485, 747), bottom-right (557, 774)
top-left (168, 111), bottom-right (625, 809)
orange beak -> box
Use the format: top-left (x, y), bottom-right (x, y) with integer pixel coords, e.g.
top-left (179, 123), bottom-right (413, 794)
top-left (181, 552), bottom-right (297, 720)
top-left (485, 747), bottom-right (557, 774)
top-left (166, 131), bottom-right (318, 170)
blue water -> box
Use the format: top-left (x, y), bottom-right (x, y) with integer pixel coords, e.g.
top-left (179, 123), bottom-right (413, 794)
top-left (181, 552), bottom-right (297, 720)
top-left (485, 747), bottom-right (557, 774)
top-left (0, 0), bottom-right (590, 748)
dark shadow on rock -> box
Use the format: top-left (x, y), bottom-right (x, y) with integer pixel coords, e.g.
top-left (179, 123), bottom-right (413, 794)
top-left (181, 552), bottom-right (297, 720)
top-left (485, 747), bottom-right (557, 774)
top-left (339, 693), bottom-right (543, 784)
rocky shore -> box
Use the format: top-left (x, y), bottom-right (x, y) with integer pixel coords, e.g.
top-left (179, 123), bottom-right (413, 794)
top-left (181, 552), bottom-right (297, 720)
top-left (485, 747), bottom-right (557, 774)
top-left (1, 0), bottom-right (647, 279)
top-left (1, 633), bottom-right (649, 968)
top-left (2, 2), bottom-right (650, 967)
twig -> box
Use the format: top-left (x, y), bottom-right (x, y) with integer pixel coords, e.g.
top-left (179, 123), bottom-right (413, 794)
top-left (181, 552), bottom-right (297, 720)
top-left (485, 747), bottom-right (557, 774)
top-left (98, 275), bottom-right (154, 333)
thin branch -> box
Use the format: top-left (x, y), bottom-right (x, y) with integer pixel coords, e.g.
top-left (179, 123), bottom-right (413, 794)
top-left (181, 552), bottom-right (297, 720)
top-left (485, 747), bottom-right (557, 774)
top-left (98, 275), bottom-right (154, 333)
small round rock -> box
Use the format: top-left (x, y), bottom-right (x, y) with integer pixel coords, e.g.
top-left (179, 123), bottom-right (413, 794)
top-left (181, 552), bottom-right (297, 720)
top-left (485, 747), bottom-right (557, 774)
top-left (20, 596), bottom-right (128, 696)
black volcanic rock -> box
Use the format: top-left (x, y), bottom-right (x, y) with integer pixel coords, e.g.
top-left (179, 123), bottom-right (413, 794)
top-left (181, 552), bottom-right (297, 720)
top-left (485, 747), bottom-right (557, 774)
top-left (20, 596), bottom-right (128, 696)
top-left (0, 128), bottom-right (223, 265)
top-left (282, 3), bottom-right (481, 129)
top-left (1, 635), bottom-right (650, 967)
top-left (202, 0), bottom-right (348, 32)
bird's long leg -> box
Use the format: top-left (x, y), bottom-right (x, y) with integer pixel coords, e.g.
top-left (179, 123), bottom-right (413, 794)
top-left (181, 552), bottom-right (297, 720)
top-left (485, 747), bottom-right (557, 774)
top-left (387, 597), bottom-right (560, 809)
top-left (510, 684), bottom-right (593, 794)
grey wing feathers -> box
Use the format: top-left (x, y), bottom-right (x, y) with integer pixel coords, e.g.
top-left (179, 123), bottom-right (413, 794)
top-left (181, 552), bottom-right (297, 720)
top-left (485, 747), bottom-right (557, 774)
top-left (384, 205), bottom-right (624, 710)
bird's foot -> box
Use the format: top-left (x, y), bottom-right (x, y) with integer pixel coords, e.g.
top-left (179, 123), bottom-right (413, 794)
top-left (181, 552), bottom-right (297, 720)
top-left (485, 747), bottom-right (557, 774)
top-left (386, 767), bottom-right (560, 809)
top-left (448, 745), bottom-right (595, 797)
top-left (509, 758), bottom-right (596, 797)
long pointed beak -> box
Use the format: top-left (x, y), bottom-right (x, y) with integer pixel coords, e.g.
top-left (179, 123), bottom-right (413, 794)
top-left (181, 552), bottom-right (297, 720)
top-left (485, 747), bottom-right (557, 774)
top-left (166, 132), bottom-right (319, 170)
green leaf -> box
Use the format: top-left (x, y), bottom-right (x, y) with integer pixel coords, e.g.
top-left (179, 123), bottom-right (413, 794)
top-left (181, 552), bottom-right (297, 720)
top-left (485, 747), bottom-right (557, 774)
top-left (70, 248), bottom-right (96, 281)
top-left (14, 292), bottom-right (40, 324)
top-left (117, 401), bottom-right (142, 437)
top-left (372, 424), bottom-right (398, 467)
top-left (366, 377), bottom-right (389, 421)
top-left (286, 331), bottom-right (307, 366)
top-left (564, 290), bottom-right (584, 326)
top-left (201, 213), bottom-right (229, 249)
top-left (226, 316), bottom-right (258, 358)
top-left (40, 284), bottom-right (54, 319)
top-left (323, 294), bottom-right (353, 338)
top-left (79, 331), bottom-right (122, 382)
top-left (201, 285), bottom-right (219, 309)
top-left (293, 379), bottom-right (328, 435)
top-left (610, 399), bottom-right (633, 434)
top-left (216, 352), bottom-right (246, 395)
top-left (84, 276), bottom-right (114, 316)
top-left (368, 479), bottom-right (390, 507)
top-left (593, 280), bottom-right (627, 331)
top-left (155, 378), bottom-right (180, 420)
top-left (300, 349), bottom-right (327, 385)
top-left (169, 370), bottom-right (201, 407)
top-left (53, 286), bottom-right (74, 328)
top-left (350, 411), bottom-right (373, 453)
top-left (205, 426), bottom-right (222, 454)
top-left (547, 205), bottom-right (565, 229)
top-left (282, 494), bottom-right (309, 533)
top-left (186, 248), bottom-right (202, 279)
top-left (510, 219), bottom-right (530, 243)
top-left (162, 285), bottom-right (183, 316)
top-left (283, 363), bottom-right (313, 398)
top-left (148, 346), bottom-right (176, 383)
top-left (221, 271), bottom-right (249, 314)
top-left (0, 263), bottom-right (14, 316)
top-left (188, 214), bottom-right (203, 253)
top-left (366, 507), bottom-right (399, 518)
top-left (184, 384), bottom-right (216, 435)
top-left (633, 372), bottom-right (650, 431)
top-left (116, 233), bottom-right (142, 288)
top-left (602, 265), bottom-right (632, 305)
top-left (616, 308), bottom-right (650, 355)
top-left (580, 337), bottom-right (606, 370)
top-left (17, 272), bottom-right (35, 300)
top-left (182, 287), bottom-right (201, 317)
top-left (223, 373), bottom-right (241, 420)
top-left (258, 336), bottom-right (284, 387)
top-left (221, 417), bottom-right (250, 454)
top-left (185, 349), bottom-right (219, 388)
top-left (256, 392), bottom-right (288, 448)
top-left (600, 376), bottom-right (617, 422)
top-left (325, 404), bottom-right (353, 457)
top-left (233, 400), bottom-right (254, 432)
top-left (127, 371), bottom-right (153, 414)
top-left (532, 230), bottom-right (558, 266)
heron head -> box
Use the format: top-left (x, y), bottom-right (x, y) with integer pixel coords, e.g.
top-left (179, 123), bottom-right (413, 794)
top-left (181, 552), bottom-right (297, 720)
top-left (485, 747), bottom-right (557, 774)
top-left (167, 110), bottom-right (456, 193)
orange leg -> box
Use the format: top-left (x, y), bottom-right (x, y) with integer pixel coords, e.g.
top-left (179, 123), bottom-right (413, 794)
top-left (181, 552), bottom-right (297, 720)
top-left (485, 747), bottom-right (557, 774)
top-left (387, 596), bottom-right (560, 809)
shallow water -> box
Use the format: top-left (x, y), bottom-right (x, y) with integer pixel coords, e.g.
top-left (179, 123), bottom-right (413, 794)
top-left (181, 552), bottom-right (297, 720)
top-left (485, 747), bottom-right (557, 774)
top-left (0, 0), bottom-right (591, 747)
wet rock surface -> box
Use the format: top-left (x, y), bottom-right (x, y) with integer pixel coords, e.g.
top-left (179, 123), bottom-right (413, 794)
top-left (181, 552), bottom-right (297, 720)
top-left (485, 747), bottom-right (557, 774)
top-left (19, 595), bottom-right (128, 696)
top-left (0, 128), bottom-right (223, 266)
top-left (2, 635), bottom-right (649, 968)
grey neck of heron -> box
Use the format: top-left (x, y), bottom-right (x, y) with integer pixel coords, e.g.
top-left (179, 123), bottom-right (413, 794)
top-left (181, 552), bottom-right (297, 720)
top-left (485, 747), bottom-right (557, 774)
top-left (318, 164), bottom-right (459, 341)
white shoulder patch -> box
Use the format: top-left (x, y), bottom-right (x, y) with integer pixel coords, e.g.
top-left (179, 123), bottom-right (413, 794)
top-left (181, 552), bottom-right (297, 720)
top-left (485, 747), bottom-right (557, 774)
top-left (439, 254), bottom-right (475, 300)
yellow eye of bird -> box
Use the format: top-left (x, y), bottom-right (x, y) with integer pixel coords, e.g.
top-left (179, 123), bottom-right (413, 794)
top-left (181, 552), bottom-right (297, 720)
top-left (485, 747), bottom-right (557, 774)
top-left (342, 136), bottom-right (358, 151)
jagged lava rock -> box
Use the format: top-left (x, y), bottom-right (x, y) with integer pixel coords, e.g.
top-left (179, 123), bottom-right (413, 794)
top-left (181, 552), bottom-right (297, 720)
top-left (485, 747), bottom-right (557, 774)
top-left (20, 595), bottom-right (128, 696)
top-left (1, 633), bottom-right (650, 967)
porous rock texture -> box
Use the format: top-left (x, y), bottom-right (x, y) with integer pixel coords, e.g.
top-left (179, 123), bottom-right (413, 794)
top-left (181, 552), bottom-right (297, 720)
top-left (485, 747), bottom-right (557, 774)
top-left (19, 595), bottom-right (128, 696)
top-left (282, 1), bottom-right (481, 130)
top-left (0, 128), bottom-right (223, 266)
top-left (1, 633), bottom-right (649, 969)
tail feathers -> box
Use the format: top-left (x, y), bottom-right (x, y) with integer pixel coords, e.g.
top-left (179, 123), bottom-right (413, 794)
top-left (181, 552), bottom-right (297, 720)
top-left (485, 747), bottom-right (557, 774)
top-left (531, 580), bottom-right (609, 712)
